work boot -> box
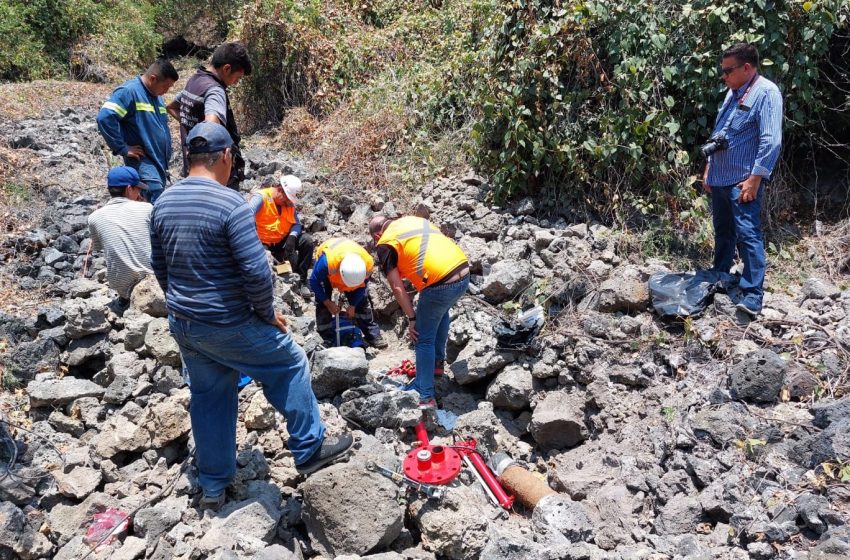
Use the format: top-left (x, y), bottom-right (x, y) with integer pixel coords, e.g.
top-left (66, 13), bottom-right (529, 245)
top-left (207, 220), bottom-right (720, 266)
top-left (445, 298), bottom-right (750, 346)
top-left (199, 491), bottom-right (226, 512)
top-left (295, 432), bottom-right (354, 475)
top-left (367, 333), bottom-right (388, 349)
top-left (299, 285), bottom-right (313, 300)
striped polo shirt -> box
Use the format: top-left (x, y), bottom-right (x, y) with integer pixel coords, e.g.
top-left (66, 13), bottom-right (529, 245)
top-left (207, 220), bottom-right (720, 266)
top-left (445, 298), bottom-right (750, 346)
top-left (707, 75), bottom-right (783, 187)
top-left (87, 198), bottom-right (153, 299)
top-left (149, 176), bottom-right (275, 327)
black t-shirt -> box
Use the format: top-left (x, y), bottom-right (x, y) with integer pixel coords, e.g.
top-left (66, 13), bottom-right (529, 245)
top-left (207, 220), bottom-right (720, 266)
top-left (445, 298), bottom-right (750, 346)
top-left (376, 245), bottom-right (398, 276)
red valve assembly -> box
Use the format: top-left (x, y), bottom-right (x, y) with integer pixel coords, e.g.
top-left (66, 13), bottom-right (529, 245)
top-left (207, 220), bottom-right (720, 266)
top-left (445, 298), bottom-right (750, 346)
top-left (402, 420), bottom-right (514, 511)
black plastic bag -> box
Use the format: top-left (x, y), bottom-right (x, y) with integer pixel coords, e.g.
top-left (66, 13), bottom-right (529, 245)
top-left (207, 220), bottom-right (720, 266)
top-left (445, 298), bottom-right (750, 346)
top-left (494, 306), bottom-right (544, 349)
top-left (649, 270), bottom-right (739, 318)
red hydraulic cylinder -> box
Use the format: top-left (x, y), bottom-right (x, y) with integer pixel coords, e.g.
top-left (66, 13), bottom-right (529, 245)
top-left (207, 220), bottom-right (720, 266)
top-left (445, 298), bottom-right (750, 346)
top-left (414, 420), bottom-right (430, 446)
top-left (461, 446), bottom-right (514, 509)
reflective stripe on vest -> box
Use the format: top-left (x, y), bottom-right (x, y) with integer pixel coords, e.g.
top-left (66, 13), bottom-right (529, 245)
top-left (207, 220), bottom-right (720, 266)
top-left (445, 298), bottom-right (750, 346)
top-left (377, 216), bottom-right (467, 291)
top-left (317, 238), bottom-right (374, 292)
top-left (135, 102), bottom-right (155, 112)
top-left (255, 188), bottom-right (296, 245)
top-left (101, 101), bottom-right (127, 117)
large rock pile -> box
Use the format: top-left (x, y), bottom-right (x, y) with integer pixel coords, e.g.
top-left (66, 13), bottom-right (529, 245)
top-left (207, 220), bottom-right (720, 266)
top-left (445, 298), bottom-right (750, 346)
top-left (0, 107), bottom-right (848, 559)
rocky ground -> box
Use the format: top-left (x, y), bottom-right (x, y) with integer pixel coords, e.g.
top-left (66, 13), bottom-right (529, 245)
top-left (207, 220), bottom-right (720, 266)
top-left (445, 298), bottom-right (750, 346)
top-left (0, 89), bottom-right (849, 560)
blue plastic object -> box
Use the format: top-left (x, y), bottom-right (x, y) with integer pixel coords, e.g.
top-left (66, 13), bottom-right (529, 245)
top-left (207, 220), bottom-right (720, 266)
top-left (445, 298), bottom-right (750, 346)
top-left (184, 369), bottom-right (253, 391)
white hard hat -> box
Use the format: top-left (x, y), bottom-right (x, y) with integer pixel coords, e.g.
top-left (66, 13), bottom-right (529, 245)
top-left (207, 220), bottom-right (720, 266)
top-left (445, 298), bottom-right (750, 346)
top-left (280, 175), bottom-right (302, 203)
top-left (339, 253), bottom-right (368, 287)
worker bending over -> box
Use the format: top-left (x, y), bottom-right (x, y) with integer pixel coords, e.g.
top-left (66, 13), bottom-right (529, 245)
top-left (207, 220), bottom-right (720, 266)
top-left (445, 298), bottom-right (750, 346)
top-left (250, 175), bottom-right (314, 298)
top-left (310, 238), bottom-right (387, 349)
top-left (369, 215), bottom-right (469, 409)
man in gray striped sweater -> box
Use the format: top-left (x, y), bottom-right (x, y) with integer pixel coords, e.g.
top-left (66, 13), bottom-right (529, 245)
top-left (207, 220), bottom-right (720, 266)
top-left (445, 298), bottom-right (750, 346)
top-left (87, 166), bottom-right (153, 305)
top-left (150, 123), bottom-right (352, 511)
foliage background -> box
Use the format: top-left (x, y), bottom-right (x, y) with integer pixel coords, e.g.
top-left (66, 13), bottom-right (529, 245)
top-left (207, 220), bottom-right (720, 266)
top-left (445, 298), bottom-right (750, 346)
top-left (1, 0), bottom-right (848, 247)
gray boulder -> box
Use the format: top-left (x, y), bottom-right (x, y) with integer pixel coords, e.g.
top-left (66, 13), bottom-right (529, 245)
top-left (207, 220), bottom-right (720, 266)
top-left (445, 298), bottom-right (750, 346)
top-left (54, 467), bottom-right (102, 499)
top-left (5, 337), bottom-right (60, 381)
top-left (311, 347), bottom-right (368, 399)
top-left (244, 391), bottom-right (276, 430)
top-left (479, 525), bottom-right (547, 560)
top-left (802, 277), bottom-right (840, 300)
top-left (0, 501), bottom-right (53, 559)
top-left (812, 395), bottom-right (850, 429)
top-left (532, 494), bottom-right (594, 544)
top-left (197, 481), bottom-right (282, 553)
top-left (301, 462), bottom-right (404, 557)
top-left (728, 349), bottom-right (786, 403)
top-left (596, 276), bottom-right (649, 313)
top-left (409, 483), bottom-right (490, 559)
top-left (123, 312), bottom-right (153, 351)
top-left (450, 343), bottom-right (513, 385)
top-left (338, 384), bottom-right (421, 429)
top-left (26, 377), bottom-right (105, 407)
top-left (143, 318), bottom-right (181, 367)
top-left (654, 493), bottom-right (703, 535)
top-left (481, 260), bottom-right (533, 303)
top-left (129, 275), bottom-right (167, 317)
top-left (485, 364), bottom-right (534, 410)
top-left (64, 295), bottom-right (112, 338)
top-left (530, 391), bottom-right (588, 450)
top-left (134, 498), bottom-right (183, 546)
top-left (793, 417), bottom-right (850, 468)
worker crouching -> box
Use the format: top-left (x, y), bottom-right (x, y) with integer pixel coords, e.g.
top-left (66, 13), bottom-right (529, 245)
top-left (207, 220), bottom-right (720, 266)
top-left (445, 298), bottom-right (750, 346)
top-left (250, 175), bottom-right (314, 298)
top-left (369, 215), bottom-right (470, 410)
top-left (310, 238), bottom-right (387, 349)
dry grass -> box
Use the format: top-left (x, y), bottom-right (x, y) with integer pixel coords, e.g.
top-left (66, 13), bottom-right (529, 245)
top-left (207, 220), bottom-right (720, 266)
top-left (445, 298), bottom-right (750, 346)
top-left (260, 103), bottom-right (410, 204)
top-left (0, 80), bottom-right (113, 122)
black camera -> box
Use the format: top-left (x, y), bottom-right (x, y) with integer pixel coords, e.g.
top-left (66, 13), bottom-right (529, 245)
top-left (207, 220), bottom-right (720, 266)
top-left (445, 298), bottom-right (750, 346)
top-left (701, 131), bottom-right (728, 158)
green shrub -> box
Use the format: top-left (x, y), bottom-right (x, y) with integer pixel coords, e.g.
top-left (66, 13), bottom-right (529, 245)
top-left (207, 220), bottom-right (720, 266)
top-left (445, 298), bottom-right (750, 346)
top-left (473, 0), bottom-right (850, 219)
top-left (0, 3), bottom-right (52, 80)
top-left (0, 0), bottom-right (162, 82)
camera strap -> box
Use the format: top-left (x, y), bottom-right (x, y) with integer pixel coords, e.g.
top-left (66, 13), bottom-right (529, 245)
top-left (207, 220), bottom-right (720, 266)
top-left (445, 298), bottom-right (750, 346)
top-left (716, 74), bottom-right (760, 133)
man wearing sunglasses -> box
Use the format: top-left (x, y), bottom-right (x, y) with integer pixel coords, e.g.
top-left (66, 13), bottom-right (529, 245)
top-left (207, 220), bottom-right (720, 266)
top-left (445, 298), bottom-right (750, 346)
top-left (702, 43), bottom-right (783, 317)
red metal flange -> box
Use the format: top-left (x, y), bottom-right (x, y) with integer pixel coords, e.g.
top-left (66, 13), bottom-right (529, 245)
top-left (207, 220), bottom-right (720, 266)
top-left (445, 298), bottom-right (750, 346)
top-left (402, 443), bottom-right (463, 485)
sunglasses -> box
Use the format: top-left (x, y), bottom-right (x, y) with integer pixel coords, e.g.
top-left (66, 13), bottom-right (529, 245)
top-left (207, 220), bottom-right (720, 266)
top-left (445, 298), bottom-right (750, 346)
top-left (720, 64), bottom-right (743, 76)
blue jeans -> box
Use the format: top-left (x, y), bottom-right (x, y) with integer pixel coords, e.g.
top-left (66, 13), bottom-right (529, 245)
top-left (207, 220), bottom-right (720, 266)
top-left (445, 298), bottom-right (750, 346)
top-left (711, 183), bottom-right (766, 308)
top-left (168, 314), bottom-right (325, 496)
top-left (408, 275), bottom-right (470, 400)
top-left (124, 158), bottom-right (164, 203)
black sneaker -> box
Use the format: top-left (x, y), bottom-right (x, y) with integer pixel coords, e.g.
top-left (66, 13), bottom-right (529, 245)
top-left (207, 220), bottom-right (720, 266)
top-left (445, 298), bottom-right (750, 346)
top-left (367, 334), bottom-right (389, 349)
top-left (295, 432), bottom-right (354, 475)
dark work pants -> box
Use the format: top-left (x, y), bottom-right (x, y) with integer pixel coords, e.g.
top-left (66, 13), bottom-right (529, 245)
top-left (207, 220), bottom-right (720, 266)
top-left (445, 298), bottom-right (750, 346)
top-left (266, 233), bottom-right (314, 283)
top-left (315, 279), bottom-right (381, 345)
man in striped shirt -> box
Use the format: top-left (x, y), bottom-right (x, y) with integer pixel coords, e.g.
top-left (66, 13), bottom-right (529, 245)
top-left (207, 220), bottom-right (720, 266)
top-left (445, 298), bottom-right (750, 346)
top-left (702, 43), bottom-right (783, 317)
top-left (150, 123), bottom-right (352, 510)
top-left (87, 167), bottom-right (153, 305)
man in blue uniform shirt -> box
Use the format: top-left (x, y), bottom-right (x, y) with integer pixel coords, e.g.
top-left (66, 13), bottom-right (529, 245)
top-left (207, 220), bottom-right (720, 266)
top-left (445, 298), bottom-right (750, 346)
top-left (702, 43), bottom-right (783, 317)
top-left (97, 59), bottom-right (178, 203)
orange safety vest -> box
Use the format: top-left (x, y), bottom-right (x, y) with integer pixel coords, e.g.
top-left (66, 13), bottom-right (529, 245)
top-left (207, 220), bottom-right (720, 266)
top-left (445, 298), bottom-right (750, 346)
top-left (316, 238), bottom-right (375, 292)
top-left (254, 187), bottom-right (296, 245)
top-left (377, 216), bottom-right (468, 291)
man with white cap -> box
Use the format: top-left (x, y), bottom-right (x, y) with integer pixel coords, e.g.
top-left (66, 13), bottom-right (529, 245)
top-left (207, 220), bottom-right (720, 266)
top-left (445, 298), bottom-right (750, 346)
top-left (309, 238), bottom-right (387, 348)
top-left (250, 174), bottom-right (314, 296)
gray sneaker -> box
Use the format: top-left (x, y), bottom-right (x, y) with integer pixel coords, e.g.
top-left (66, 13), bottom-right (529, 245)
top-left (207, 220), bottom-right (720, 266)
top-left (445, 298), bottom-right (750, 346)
top-left (199, 491), bottom-right (225, 512)
top-left (295, 432), bottom-right (354, 475)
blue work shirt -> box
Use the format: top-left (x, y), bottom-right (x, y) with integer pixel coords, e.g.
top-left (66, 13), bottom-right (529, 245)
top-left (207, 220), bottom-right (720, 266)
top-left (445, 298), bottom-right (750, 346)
top-left (707, 75), bottom-right (783, 187)
top-left (150, 176), bottom-right (275, 327)
top-left (309, 253), bottom-right (367, 305)
top-left (97, 76), bottom-right (172, 184)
